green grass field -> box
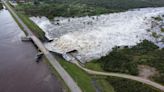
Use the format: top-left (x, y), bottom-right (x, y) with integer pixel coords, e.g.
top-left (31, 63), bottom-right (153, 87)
top-left (94, 76), bottom-right (115, 92)
top-left (85, 60), bottom-right (104, 71)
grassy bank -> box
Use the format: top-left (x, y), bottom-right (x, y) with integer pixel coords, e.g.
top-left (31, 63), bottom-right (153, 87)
top-left (53, 54), bottom-right (116, 92)
top-left (8, 2), bottom-right (46, 41)
top-left (93, 76), bottom-right (115, 92)
top-left (53, 54), bottom-right (96, 92)
top-left (17, 13), bottom-right (46, 41)
top-left (86, 40), bottom-right (164, 85)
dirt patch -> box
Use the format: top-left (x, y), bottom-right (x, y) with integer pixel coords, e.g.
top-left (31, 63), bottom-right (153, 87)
top-left (138, 65), bottom-right (158, 79)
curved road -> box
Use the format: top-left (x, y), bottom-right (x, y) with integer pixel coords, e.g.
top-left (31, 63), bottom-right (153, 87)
top-left (74, 61), bottom-right (164, 91)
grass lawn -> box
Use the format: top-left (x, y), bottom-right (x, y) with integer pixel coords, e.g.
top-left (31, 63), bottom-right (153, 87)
top-left (94, 76), bottom-right (115, 92)
top-left (85, 60), bottom-right (104, 71)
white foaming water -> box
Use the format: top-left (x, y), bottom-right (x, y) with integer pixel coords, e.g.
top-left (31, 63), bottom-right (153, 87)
top-left (30, 7), bottom-right (164, 63)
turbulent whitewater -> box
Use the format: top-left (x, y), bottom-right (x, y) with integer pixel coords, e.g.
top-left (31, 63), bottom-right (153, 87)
top-left (30, 7), bottom-right (164, 63)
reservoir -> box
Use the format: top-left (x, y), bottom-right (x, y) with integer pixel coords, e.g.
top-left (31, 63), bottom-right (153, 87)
top-left (0, 8), bottom-right (62, 92)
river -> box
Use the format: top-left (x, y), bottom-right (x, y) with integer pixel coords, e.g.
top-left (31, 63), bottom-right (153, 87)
top-left (0, 8), bottom-right (62, 92)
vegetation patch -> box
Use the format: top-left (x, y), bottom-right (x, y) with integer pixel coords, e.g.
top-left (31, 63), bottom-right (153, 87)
top-left (93, 76), bottom-right (115, 92)
top-left (15, 0), bottom-right (164, 19)
top-left (161, 28), bottom-right (164, 32)
top-left (0, 3), bottom-right (3, 9)
top-left (107, 77), bottom-right (162, 92)
top-left (42, 0), bottom-right (164, 10)
top-left (15, 3), bottom-right (111, 19)
top-left (152, 32), bottom-right (160, 38)
top-left (152, 16), bottom-right (163, 21)
top-left (86, 40), bottom-right (164, 85)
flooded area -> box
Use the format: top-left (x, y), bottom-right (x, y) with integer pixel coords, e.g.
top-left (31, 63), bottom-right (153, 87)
top-left (31, 7), bottom-right (164, 63)
top-left (0, 9), bottom-right (62, 92)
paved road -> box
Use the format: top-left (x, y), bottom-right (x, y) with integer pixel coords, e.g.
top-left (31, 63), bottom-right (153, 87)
top-left (3, 1), bottom-right (82, 92)
top-left (74, 61), bottom-right (164, 91)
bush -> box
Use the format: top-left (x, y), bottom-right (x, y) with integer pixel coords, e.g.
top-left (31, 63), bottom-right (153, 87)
top-left (94, 40), bottom-right (164, 84)
top-left (16, 3), bottom-right (110, 19)
top-left (101, 50), bottom-right (138, 75)
top-left (0, 3), bottom-right (3, 9)
top-left (107, 77), bottom-right (162, 92)
top-left (152, 16), bottom-right (163, 21)
top-left (161, 28), bottom-right (164, 32)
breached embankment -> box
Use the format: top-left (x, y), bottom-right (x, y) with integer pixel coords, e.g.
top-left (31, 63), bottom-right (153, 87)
top-left (30, 7), bottom-right (164, 63)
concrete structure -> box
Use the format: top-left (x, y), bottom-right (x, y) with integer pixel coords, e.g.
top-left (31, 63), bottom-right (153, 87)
top-left (3, 1), bottom-right (82, 92)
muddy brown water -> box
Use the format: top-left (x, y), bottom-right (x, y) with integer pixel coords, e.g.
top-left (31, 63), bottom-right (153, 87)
top-left (0, 9), bottom-right (62, 92)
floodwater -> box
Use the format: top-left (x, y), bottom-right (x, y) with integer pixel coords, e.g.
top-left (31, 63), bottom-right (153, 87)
top-left (31, 7), bottom-right (164, 63)
top-left (0, 9), bottom-right (62, 92)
